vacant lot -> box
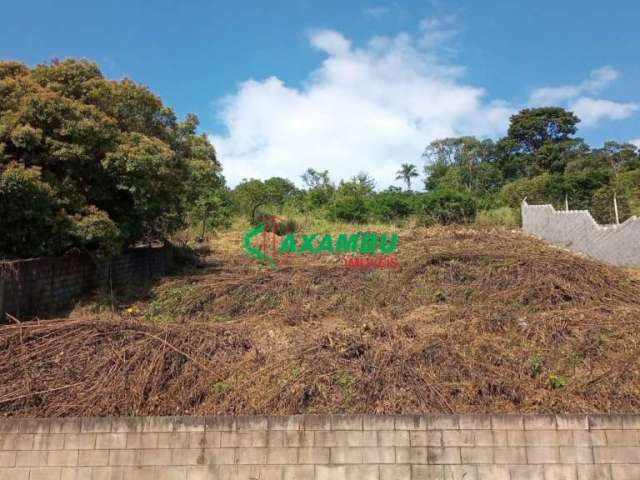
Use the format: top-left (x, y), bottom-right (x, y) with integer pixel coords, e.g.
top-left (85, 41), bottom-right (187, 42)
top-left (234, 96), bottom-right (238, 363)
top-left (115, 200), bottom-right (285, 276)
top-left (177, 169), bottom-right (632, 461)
top-left (1, 226), bottom-right (640, 416)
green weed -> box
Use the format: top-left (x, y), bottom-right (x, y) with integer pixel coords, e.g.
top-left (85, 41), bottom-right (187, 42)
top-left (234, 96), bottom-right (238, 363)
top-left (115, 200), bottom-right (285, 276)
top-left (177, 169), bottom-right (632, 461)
top-left (335, 374), bottom-right (357, 402)
top-left (527, 356), bottom-right (542, 377)
top-left (547, 374), bottom-right (566, 389)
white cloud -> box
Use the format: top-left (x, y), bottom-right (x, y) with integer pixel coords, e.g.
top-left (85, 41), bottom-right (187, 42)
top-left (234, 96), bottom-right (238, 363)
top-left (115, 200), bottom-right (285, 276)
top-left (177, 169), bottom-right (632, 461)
top-left (418, 13), bottom-right (462, 51)
top-left (211, 26), bottom-right (513, 188)
top-left (212, 24), bottom-right (638, 188)
top-left (530, 66), bottom-right (618, 105)
top-left (630, 139), bottom-right (640, 149)
top-left (569, 98), bottom-right (639, 127)
top-left (529, 66), bottom-right (637, 127)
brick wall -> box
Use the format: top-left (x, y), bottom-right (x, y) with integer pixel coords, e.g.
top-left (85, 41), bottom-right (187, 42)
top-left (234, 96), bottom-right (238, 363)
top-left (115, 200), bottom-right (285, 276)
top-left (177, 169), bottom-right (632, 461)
top-left (0, 415), bottom-right (639, 479)
top-left (0, 247), bottom-right (173, 320)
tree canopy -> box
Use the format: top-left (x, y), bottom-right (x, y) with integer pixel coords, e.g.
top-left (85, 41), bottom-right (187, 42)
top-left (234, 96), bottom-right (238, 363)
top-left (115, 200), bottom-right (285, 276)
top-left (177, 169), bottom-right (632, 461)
top-left (232, 107), bottom-right (640, 228)
top-left (0, 59), bottom-right (226, 258)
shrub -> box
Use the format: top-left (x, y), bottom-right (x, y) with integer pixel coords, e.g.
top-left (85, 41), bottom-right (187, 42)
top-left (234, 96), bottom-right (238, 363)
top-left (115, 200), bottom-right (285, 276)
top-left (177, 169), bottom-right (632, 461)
top-left (369, 191), bottom-right (413, 221)
top-left (417, 189), bottom-right (477, 225)
top-left (330, 196), bottom-right (369, 223)
top-left (499, 173), bottom-right (553, 208)
top-left (71, 207), bottom-right (124, 256)
top-left (475, 207), bottom-right (520, 226)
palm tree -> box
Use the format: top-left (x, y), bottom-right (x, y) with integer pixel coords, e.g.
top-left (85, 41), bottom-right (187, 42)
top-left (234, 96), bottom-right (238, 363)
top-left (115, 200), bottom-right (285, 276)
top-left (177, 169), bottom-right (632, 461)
top-left (395, 163), bottom-right (419, 191)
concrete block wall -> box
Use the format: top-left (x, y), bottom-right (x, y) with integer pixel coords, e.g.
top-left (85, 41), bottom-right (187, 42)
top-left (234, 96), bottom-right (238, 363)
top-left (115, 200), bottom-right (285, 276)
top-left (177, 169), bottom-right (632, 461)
top-left (0, 246), bottom-right (173, 320)
top-left (1, 415), bottom-right (640, 479)
top-left (521, 201), bottom-right (640, 267)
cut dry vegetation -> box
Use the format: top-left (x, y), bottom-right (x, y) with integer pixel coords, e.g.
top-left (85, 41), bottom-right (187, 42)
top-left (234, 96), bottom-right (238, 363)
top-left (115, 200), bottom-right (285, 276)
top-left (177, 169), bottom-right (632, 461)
top-left (1, 226), bottom-right (640, 416)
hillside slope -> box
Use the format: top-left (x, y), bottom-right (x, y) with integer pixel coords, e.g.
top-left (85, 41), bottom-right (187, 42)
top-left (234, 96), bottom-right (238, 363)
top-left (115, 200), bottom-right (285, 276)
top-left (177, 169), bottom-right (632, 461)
top-left (1, 226), bottom-right (640, 416)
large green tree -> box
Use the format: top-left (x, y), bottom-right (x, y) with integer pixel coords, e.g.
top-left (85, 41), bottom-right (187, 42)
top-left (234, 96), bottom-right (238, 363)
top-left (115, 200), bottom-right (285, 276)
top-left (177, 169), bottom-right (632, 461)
top-left (0, 59), bottom-right (224, 258)
top-left (420, 107), bottom-right (640, 224)
top-left (232, 177), bottom-right (298, 221)
top-left (497, 107), bottom-right (583, 178)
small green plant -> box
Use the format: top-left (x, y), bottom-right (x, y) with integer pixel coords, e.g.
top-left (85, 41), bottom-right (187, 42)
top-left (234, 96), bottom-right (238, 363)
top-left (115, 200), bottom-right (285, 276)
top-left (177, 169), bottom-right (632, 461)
top-left (210, 381), bottom-right (233, 396)
top-left (547, 374), bottom-right (566, 389)
top-left (334, 374), bottom-right (357, 402)
top-left (527, 356), bottom-right (542, 377)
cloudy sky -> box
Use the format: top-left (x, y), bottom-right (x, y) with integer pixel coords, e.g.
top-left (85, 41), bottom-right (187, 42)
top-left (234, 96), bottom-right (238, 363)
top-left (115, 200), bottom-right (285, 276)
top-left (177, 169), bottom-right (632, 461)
top-left (3, 0), bottom-right (639, 188)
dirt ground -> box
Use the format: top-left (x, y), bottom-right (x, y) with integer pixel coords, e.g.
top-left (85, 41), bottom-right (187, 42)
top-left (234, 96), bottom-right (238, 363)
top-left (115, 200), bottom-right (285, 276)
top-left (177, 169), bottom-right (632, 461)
top-left (2, 225), bottom-right (640, 417)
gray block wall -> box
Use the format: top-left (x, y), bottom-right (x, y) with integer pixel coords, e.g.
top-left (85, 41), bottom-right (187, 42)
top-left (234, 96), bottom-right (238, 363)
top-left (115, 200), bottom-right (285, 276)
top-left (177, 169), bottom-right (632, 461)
top-left (521, 201), bottom-right (640, 267)
top-left (0, 246), bottom-right (173, 321)
top-left (1, 414), bottom-right (640, 479)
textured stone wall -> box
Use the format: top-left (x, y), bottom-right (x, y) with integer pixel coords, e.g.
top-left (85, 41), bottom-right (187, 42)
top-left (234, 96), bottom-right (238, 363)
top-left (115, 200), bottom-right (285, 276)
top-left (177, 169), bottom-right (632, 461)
top-left (521, 201), bottom-right (640, 267)
top-left (1, 414), bottom-right (640, 479)
top-left (0, 246), bottom-right (173, 320)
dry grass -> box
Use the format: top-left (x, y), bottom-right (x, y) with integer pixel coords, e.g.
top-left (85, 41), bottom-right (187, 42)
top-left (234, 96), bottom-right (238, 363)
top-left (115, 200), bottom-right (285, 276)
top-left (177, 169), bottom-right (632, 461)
top-left (1, 225), bottom-right (640, 416)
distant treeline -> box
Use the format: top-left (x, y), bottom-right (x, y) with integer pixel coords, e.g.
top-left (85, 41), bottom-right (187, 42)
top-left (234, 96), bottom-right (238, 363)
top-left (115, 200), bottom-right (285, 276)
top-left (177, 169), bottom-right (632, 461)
top-left (231, 107), bottom-right (640, 226)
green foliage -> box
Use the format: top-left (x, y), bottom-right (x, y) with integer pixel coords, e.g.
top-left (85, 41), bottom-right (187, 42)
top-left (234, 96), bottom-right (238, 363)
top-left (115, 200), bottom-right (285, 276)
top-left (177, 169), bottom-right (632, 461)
top-left (476, 207), bottom-right (520, 226)
top-left (184, 159), bottom-right (232, 232)
top-left (0, 59), bottom-right (226, 259)
top-left (0, 164), bottom-right (70, 257)
top-left (221, 107), bottom-right (636, 229)
top-left (500, 173), bottom-right (554, 208)
top-left (547, 374), bottom-right (567, 390)
top-left (591, 186), bottom-right (632, 224)
top-left (526, 356), bottom-right (542, 377)
top-left (506, 107), bottom-right (579, 154)
top-left (299, 168), bottom-right (335, 210)
top-left (210, 381), bottom-right (233, 397)
top-left (395, 163), bottom-right (419, 190)
top-left (145, 284), bottom-right (196, 323)
top-left (334, 373), bottom-right (357, 402)
top-left (494, 107), bottom-right (584, 179)
top-left (231, 107), bottom-right (639, 229)
top-left (102, 132), bottom-right (182, 240)
top-left (305, 184), bottom-right (335, 210)
top-left (327, 176), bottom-right (375, 223)
top-left (417, 189), bottom-right (477, 225)
top-left (330, 195), bottom-right (369, 223)
top-left (263, 177), bottom-right (298, 206)
top-left (232, 177), bottom-right (299, 220)
top-left (71, 207), bottom-right (123, 256)
top-left (368, 191), bottom-right (414, 221)
top-left (620, 170), bottom-right (640, 217)
top-left (301, 168), bottom-right (330, 189)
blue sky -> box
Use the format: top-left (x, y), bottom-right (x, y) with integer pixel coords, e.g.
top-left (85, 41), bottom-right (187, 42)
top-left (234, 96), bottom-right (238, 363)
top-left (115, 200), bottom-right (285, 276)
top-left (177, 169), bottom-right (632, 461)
top-left (2, 0), bottom-right (639, 187)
